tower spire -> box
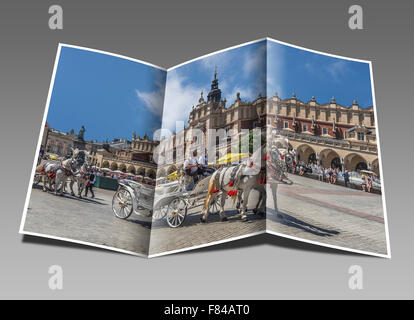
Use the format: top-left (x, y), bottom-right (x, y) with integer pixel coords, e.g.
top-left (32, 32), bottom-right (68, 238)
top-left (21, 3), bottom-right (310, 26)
top-left (207, 66), bottom-right (222, 103)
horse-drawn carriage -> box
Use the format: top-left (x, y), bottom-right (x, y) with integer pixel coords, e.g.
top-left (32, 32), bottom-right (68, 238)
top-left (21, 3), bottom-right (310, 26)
top-left (112, 171), bottom-right (222, 228)
top-left (111, 137), bottom-right (295, 228)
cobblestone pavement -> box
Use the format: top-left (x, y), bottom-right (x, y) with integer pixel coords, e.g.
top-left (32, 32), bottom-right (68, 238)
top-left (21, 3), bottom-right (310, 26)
top-left (23, 174), bottom-right (387, 257)
top-left (266, 174), bottom-right (388, 255)
top-left (23, 185), bottom-right (152, 255)
top-left (149, 197), bottom-right (265, 255)
top-left (23, 184), bottom-right (266, 256)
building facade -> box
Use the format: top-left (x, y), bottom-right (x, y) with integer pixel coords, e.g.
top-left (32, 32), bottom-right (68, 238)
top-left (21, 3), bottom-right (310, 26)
top-left (93, 133), bottom-right (158, 178)
top-left (43, 125), bottom-right (100, 157)
top-left (157, 70), bottom-right (380, 176)
top-left (43, 124), bottom-right (158, 179)
top-left (267, 93), bottom-right (379, 174)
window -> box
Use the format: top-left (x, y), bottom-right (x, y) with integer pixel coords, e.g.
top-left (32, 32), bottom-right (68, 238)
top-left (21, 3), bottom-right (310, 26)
top-left (284, 121), bottom-right (289, 128)
top-left (303, 125), bottom-right (307, 132)
top-left (357, 132), bottom-right (365, 141)
top-left (322, 128), bottom-right (328, 135)
top-left (267, 119), bottom-right (271, 125)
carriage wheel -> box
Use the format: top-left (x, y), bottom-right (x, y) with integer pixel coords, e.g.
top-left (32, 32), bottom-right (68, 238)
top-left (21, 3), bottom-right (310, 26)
top-left (166, 198), bottom-right (187, 228)
top-left (153, 205), bottom-right (168, 220)
top-left (208, 193), bottom-right (222, 215)
top-left (112, 188), bottom-right (133, 219)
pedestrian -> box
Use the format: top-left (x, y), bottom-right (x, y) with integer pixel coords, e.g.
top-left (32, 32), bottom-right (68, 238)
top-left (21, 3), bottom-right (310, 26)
top-left (38, 145), bottom-right (45, 165)
top-left (361, 175), bottom-right (367, 192)
top-left (367, 175), bottom-right (372, 193)
top-left (343, 170), bottom-right (350, 188)
top-left (332, 168), bottom-right (337, 184)
top-left (84, 172), bottom-right (95, 198)
top-left (328, 168), bottom-right (333, 183)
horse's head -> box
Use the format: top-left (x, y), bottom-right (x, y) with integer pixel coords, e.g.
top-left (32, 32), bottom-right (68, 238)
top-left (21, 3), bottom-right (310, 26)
top-left (83, 150), bottom-right (92, 164)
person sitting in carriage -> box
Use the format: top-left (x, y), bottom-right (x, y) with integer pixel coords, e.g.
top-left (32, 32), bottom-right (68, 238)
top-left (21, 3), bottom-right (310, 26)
top-left (184, 149), bottom-right (215, 189)
top-left (197, 148), bottom-right (214, 176)
top-left (183, 150), bottom-right (199, 180)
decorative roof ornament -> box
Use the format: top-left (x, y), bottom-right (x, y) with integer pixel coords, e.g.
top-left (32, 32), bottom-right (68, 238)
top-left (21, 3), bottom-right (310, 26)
top-left (199, 89), bottom-right (204, 103)
top-left (331, 96), bottom-right (336, 103)
top-left (311, 96), bottom-right (316, 102)
top-left (207, 66), bottom-right (222, 103)
top-left (353, 99), bottom-right (358, 105)
top-left (292, 92), bottom-right (296, 99)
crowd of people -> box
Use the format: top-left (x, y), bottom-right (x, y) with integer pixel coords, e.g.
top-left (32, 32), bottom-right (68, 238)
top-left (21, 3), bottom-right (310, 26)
top-left (291, 161), bottom-right (380, 193)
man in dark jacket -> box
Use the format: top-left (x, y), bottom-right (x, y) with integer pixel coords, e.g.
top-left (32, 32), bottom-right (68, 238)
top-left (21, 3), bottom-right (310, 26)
top-left (84, 172), bottom-right (95, 198)
top-left (343, 170), bottom-right (350, 188)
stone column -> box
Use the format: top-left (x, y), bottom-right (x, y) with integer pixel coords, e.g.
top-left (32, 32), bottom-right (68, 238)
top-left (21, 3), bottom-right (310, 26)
top-left (316, 152), bottom-right (320, 165)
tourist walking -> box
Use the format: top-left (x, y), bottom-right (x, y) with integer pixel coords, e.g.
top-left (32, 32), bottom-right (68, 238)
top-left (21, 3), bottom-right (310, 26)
top-left (84, 172), bottom-right (95, 198)
top-left (343, 170), bottom-right (350, 187)
top-left (367, 175), bottom-right (372, 193)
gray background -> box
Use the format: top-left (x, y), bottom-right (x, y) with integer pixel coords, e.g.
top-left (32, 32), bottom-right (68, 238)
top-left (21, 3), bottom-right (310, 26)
top-left (0, 0), bottom-right (412, 299)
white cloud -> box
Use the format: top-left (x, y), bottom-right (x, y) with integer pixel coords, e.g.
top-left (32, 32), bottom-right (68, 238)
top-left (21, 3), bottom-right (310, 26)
top-left (267, 42), bottom-right (285, 98)
top-left (326, 60), bottom-right (349, 81)
top-left (162, 71), bottom-right (203, 132)
top-left (135, 86), bottom-right (165, 117)
top-left (225, 86), bottom-right (256, 106)
top-left (243, 42), bottom-right (266, 76)
top-left (302, 58), bottom-right (349, 82)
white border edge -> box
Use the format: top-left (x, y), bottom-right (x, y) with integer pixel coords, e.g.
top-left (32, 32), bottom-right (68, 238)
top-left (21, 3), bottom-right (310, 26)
top-left (265, 229), bottom-right (390, 259)
top-left (148, 230), bottom-right (266, 258)
top-left (369, 61), bottom-right (392, 259)
top-left (19, 44), bottom-right (63, 234)
top-left (60, 43), bottom-right (167, 71)
top-left (166, 38), bottom-right (268, 71)
top-left (19, 39), bottom-right (391, 260)
top-left (20, 230), bottom-right (147, 258)
top-left (266, 37), bottom-right (372, 64)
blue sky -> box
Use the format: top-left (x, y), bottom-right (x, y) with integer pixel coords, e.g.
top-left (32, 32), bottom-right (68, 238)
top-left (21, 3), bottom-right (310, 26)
top-left (267, 40), bottom-right (373, 107)
top-left (161, 40), bottom-right (266, 133)
top-left (46, 41), bottom-right (373, 141)
top-left (47, 46), bottom-right (166, 142)
top-left (161, 39), bottom-right (373, 133)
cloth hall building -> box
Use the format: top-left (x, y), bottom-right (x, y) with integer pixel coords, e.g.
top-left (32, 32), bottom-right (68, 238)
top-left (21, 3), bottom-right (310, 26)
top-left (157, 70), bottom-right (380, 177)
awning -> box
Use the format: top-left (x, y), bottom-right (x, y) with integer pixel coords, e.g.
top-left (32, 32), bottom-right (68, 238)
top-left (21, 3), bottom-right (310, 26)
top-left (215, 153), bottom-right (249, 165)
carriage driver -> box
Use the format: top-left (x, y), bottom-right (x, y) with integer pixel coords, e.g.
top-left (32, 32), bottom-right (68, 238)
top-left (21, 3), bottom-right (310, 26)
top-left (183, 150), bottom-right (200, 183)
top-left (198, 148), bottom-right (214, 176)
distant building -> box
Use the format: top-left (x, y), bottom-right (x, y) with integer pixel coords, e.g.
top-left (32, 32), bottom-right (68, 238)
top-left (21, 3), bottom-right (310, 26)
top-left (267, 94), bottom-right (379, 173)
top-left (43, 126), bottom-right (100, 156)
top-left (92, 133), bottom-right (158, 179)
top-left (157, 69), bottom-right (380, 176)
top-left (42, 124), bottom-right (158, 178)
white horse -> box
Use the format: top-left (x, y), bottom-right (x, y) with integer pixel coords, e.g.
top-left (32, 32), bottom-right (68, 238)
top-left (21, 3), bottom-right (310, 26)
top-left (63, 151), bottom-right (92, 197)
top-left (267, 132), bottom-right (294, 216)
top-left (36, 160), bottom-right (60, 192)
top-left (201, 145), bottom-right (267, 223)
top-left (35, 148), bottom-right (83, 195)
top-left (65, 162), bottom-right (90, 198)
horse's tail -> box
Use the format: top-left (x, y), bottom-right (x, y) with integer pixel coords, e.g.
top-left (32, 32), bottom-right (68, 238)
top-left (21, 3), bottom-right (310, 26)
top-left (203, 171), bottom-right (219, 211)
top-left (231, 166), bottom-right (244, 206)
top-left (36, 163), bottom-right (45, 174)
top-left (231, 191), bottom-right (239, 206)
